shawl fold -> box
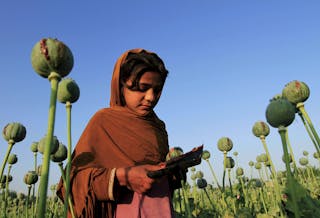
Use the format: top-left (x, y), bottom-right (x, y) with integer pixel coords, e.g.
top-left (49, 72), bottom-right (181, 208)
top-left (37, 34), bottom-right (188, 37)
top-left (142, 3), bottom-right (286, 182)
top-left (57, 49), bottom-right (170, 217)
top-left (57, 106), bottom-right (169, 217)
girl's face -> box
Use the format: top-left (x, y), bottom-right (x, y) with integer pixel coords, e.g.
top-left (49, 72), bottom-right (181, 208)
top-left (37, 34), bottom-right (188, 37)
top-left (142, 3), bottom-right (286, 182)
top-left (123, 71), bottom-right (163, 116)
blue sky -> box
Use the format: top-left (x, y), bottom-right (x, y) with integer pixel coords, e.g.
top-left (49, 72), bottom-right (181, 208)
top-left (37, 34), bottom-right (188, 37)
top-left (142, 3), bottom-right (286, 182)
top-left (1, 1), bottom-right (320, 193)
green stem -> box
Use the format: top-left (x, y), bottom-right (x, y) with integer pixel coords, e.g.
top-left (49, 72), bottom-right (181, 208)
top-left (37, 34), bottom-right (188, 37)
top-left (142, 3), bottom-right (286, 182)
top-left (297, 103), bottom-right (320, 151)
top-left (180, 180), bottom-right (192, 218)
top-left (285, 130), bottom-right (298, 173)
top-left (26, 185), bottom-right (32, 218)
top-left (37, 72), bottom-right (60, 218)
top-left (258, 134), bottom-right (283, 211)
top-left (298, 112), bottom-right (320, 154)
top-left (64, 102), bottom-right (72, 218)
top-left (222, 151), bottom-right (227, 192)
top-left (0, 141), bottom-right (14, 181)
top-left (32, 152), bottom-right (37, 218)
top-left (4, 164), bottom-right (12, 218)
top-left (227, 169), bottom-right (233, 197)
top-left (58, 163), bottom-right (76, 218)
top-left (259, 187), bottom-right (268, 214)
top-left (278, 126), bottom-right (300, 218)
top-left (205, 159), bottom-right (222, 191)
top-left (238, 176), bottom-right (248, 207)
top-left (204, 189), bottom-right (214, 211)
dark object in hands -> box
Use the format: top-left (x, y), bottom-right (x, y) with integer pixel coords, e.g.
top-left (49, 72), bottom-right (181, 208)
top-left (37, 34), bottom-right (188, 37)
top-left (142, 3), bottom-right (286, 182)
top-left (147, 145), bottom-right (204, 178)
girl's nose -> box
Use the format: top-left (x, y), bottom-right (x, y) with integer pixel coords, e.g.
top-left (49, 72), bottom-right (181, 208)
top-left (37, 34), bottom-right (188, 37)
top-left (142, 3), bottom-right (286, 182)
top-left (144, 89), bottom-right (155, 102)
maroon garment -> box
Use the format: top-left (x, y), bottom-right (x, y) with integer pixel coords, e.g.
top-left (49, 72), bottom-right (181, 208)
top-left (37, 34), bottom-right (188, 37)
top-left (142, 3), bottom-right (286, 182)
top-left (57, 49), bottom-right (173, 217)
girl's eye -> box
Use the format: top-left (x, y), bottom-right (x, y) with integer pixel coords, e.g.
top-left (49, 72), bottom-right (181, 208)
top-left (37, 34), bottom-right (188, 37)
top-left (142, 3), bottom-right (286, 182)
top-left (138, 84), bottom-right (162, 94)
top-left (138, 84), bottom-right (150, 92)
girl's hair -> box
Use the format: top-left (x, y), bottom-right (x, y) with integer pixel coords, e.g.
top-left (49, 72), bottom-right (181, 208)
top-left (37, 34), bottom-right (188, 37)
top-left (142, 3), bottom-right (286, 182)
top-left (119, 50), bottom-right (169, 104)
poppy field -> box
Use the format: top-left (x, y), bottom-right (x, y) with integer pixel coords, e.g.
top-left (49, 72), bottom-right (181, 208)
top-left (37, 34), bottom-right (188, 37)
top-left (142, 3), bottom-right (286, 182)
top-left (1, 38), bottom-right (320, 218)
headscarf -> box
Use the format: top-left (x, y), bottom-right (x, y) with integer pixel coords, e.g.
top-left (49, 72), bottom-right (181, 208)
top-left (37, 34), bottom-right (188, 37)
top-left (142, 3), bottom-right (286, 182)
top-left (110, 48), bottom-right (144, 107)
top-left (57, 49), bottom-right (169, 217)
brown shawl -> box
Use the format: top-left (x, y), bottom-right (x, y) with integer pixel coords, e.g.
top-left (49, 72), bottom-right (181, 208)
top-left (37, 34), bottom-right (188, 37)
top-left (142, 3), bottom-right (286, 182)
top-left (57, 49), bottom-right (169, 217)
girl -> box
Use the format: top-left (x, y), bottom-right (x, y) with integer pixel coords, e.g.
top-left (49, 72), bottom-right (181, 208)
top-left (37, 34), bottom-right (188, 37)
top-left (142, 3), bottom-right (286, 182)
top-left (58, 49), bottom-right (182, 217)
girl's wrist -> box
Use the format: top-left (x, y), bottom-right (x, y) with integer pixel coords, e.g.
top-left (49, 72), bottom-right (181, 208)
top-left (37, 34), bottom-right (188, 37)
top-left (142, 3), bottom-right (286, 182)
top-left (115, 168), bottom-right (127, 186)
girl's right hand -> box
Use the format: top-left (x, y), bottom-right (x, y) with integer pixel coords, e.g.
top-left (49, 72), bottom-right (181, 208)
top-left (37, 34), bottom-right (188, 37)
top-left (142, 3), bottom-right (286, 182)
top-left (116, 164), bottom-right (165, 194)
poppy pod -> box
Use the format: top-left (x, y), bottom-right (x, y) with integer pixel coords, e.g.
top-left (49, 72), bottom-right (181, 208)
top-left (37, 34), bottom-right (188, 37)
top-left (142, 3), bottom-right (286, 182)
top-left (299, 157), bottom-right (308, 166)
top-left (201, 150), bottom-right (210, 160)
top-left (252, 121), bottom-right (270, 138)
top-left (196, 178), bottom-right (207, 189)
top-left (265, 98), bottom-right (296, 128)
top-left (8, 154), bottom-right (18, 165)
top-left (57, 78), bottom-right (80, 104)
top-left (51, 143), bottom-right (67, 163)
top-left (2, 122), bottom-right (26, 143)
top-left (217, 137), bottom-right (233, 152)
top-left (24, 171), bottom-right (38, 185)
top-left (31, 38), bottom-right (74, 78)
top-left (282, 80), bottom-right (310, 105)
top-left (195, 171), bottom-right (204, 179)
top-left (236, 167), bottom-right (244, 176)
top-left (224, 156), bottom-right (235, 169)
top-left (165, 147), bottom-right (183, 161)
top-left (37, 135), bottom-right (59, 155)
top-left (30, 142), bottom-right (38, 153)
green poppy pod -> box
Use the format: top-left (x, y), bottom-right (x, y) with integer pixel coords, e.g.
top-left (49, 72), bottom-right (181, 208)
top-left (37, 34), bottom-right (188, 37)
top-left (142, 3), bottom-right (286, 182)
top-left (302, 150), bottom-right (309, 156)
top-left (265, 98), bottom-right (296, 128)
top-left (30, 142), bottom-right (38, 153)
top-left (2, 122), bottom-right (26, 143)
top-left (282, 154), bottom-right (293, 163)
top-left (37, 135), bottom-right (59, 155)
top-left (190, 167), bottom-right (196, 172)
top-left (191, 174), bottom-right (197, 181)
top-left (50, 142), bottom-right (67, 162)
top-left (23, 171), bottom-right (38, 185)
top-left (0, 175), bottom-right (7, 184)
top-left (195, 171), bottom-right (204, 179)
top-left (52, 196), bottom-right (59, 203)
top-left (236, 167), bottom-right (244, 176)
top-left (254, 179), bottom-right (263, 188)
top-left (166, 147), bottom-right (183, 161)
top-left (252, 121), bottom-right (270, 138)
top-left (256, 155), bottom-right (262, 163)
top-left (259, 153), bottom-right (268, 163)
top-left (313, 152), bottom-right (320, 159)
top-left (7, 175), bottom-right (12, 183)
top-left (277, 171), bottom-right (286, 179)
top-left (201, 150), bottom-right (210, 160)
top-left (8, 154), bottom-right (18, 165)
top-left (217, 137), bottom-right (233, 152)
top-left (233, 151), bottom-right (238, 156)
top-left (248, 161), bottom-right (254, 167)
top-left (255, 162), bottom-right (262, 170)
top-left (265, 160), bottom-right (271, 167)
top-left (299, 157), bottom-right (308, 166)
top-left (50, 184), bottom-right (57, 192)
top-left (1, 175), bottom-right (13, 184)
top-left (31, 38), bottom-right (74, 78)
top-left (224, 156), bottom-right (235, 169)
top-left (282, 80), bottom-right (310, 105)
top-left (57, 78), bottom-right (80, 104)
top-left (18, 193), bottom-right (26, 200)
top-left (196, 178), bottom-right (207, 189)
top-left (13, 198), bottom-right (19, 206)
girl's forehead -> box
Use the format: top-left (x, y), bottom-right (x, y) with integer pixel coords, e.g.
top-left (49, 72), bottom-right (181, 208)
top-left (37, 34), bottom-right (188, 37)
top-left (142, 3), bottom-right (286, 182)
top-left (138, 71), bottom-right (163, 83)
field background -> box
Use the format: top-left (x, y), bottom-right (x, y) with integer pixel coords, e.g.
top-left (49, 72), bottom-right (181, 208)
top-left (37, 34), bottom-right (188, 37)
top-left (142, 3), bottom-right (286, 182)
top-left (1, 0), bottom-right (320, 194)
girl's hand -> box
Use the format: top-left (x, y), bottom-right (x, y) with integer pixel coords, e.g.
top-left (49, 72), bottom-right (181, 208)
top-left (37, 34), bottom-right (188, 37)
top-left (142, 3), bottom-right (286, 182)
top-left (116, 164), bottom-right (165, 194)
